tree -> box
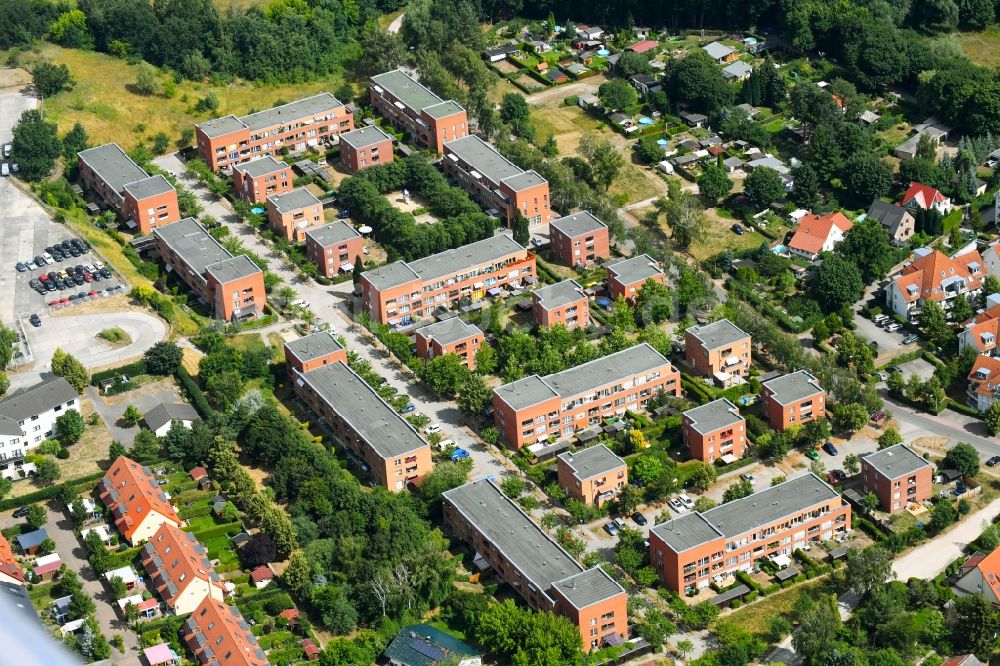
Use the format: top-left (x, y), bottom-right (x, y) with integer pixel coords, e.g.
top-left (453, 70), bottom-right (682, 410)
top-left (811, 254), bottom-right (864, 314)
top-left (500, 92), bottom-right (533, 139)
top-left (579, 135), bottom-right (624, 191)
top-left (242, 533), bottom-right (277, 569)
top-left (109, 441), bottom-right (127, 460)
top-left (51, 348), bottom-right (88, 392)
top-left (121, 404), bottom-right (142, 427)
top-left (661, 184), bottom-right (708, 249)
top-left (614, 484), bottom-right (643, 515)
top-left (134, 62), bottom-right (160, 96)
top-left (457, 373), bottom-right (491, 416)
top-left (846, 546), bottom-right (894, 594)
top-left (49, 9), bottom-right (93, 49)
top-left (10, 109), bottom-right (61, 181)
top-left (723, 478), bottom-right (754, 503)
top-left (951, 295), bottom-right (973, 323)
top-left (31, 62), bottom-right (72, 98)
top-left (979, 274), bottom-right (1000, 309)
top-left (832, 403), bottom-right (869, 433)
top-left (805, 125), bottom-right (843, 183)
top-left (920, 299), bottom-right (951, 347)
top-left (476, 599), bottom-right (582, 665)
top-left (677, 639), bottom-right (695, 661)
top-left (512, 210), bottom-right (530, 247)
top-left (793, 596), bottom-right (842, 665)
top-left (598, 77), bottom-right (638, 111)
top-left (667, 49), bottom-right (733, 114)
top-left (985, 402), bottom-right (1000, 436)
top-left (616, 51), bottom-right (653, 78)
top-left (500, 476), bottom-right (524, 499)
top-left (688, 461), bottom-right (717, 492)
top-left (838, 219), bottom-right (895, 283)
top-left (130, 428), bottom-right (161, 460)
top-left (144, 341), bottom-right (183, 375)
top-left (844, 453), bottom-right (861, 475)
top-left (422, 353), bottom-right (470, 397)
top-left (635, 279), bottom-right (672, 325)
top-left (953, 594), bottom-right (1000, 660)
top-left (62, 122), bottom-right (88, 162)
top-left (878, 428), bottom-right (903, 449)
top-left (56, 409), bottom-right (85, 444)
top-left (699, 164), bottom-right (732, 203)
top-left (25, 503), bottom-right (47, 530)
top-left (68, 498), bottom-right (88, 527)
top-left (943, 442), bottom-right (980, 477)
top-left (791, 164), bottom-right (820, 208)
top-left (743, 167), bottom-right (785, 210)
top-left (353, 255), bottom-right (364, 284)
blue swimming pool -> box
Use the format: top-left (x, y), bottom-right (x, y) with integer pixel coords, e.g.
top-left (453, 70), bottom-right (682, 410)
top-left (597, 48), bottom-right (610, 56)
top-left (771, 244), bottom-right (786, 254)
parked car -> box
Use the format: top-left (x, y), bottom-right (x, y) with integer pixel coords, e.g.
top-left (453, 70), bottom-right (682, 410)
top-left (15, 261), bottom-right (26, 272)
top-left (12, 506), bottom-right (29, 518)
top-left (337, 208), bottom-right (351, 219)
top-left (667, 497), bottom-right (686, 513)
top-left (424, 423), bottom-right (442, 435)
top-left (876, 371), bottom-right (889, 381)
top-left (28, 314), bottom-right (40, 327)
top-left (805, 448), bottom-right (821, 461)
top-left (988, 456), bottom-right (1000, 467)
top-left (826, 469), bottom-right (846, 484)
top-left (603, 522), bottom-right (619, 537)
top-left (632, 512), bottom-right (647, 526)
top-left (741, 472), bottom-right (756, 485)
top-left (26, 260), bottom-right (36, 271)
top-left (732, 223), bottom-right (745, 235)
top-left (901, 334), bottom-right (919, 345)
top-left (822, 441), bottom-right (838, 456)
top-left (678, 493), bottom-right (694, 510)
top-left (450, 448), bottom-right (470, 461)
top-left (291, 299), bottom-right (310, 308)
top-left (401, 403), bottom-right (416, 414)
top-left (885, 323), bottom-right (901, 332)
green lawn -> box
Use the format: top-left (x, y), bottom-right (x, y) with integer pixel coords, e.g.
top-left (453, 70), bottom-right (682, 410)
top-left (955, 28), bottom-right (1000, 67)
top-left (726, 580), bottom-right (823, 637)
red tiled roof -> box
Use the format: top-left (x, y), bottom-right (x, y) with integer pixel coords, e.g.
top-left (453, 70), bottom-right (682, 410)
top-left (250, 565), bottom-right (274, 583)
top-left (33, 559), bottom-right (62, 576)
top-left (0, 532), bottom-right (24, 584)
top-left (279, 608), bottom-right (299, 621)
top-left (708, 145), bottom-right (725, 156)
top-left (189, 467), bottom-right (208, 481)
top-left (140, 523), bottom-right (224, 609)
top-left (300, 639), bottom-right (320, 657)
top-left (627, 40), bottom-right (659, 54)
top-left (788, 211), bottom-right (852, 256)
top-left (893, 249), bottom-right (986, 303)
top-left (99, 456), bottom-right (179, 542)
top-left (901, 181), bottom-right (947, 209)
top-left (968, 355), bottom-right (1000, 398)
top-left (968, 547), bottom-right (1000, 602)
top-left (962, 318), bottom-right (1000, 353)
top-left (184, 597), bottom-right (268, 666)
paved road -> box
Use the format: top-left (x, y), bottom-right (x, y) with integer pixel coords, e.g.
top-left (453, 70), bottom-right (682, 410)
top-left (893, 496), bottom-right (1000, 581)
top-left (888, 393), bottom-right (1000, 456)
top-left (84, 385), bottom-right (181, 445)
top-left (153, 153), bottom-right (513, 482)
top-left (0, 86), bottom-right (35, 146)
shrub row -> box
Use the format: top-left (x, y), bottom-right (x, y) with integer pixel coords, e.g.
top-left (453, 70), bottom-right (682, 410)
top-left (189, 521), bottom-right (241, 542)
top-left (0, 471), bottom-right (107, 511)
top-left (174, 366), bottom-right (215, 419)
top-left (90, 359), bottom-right (151, 387)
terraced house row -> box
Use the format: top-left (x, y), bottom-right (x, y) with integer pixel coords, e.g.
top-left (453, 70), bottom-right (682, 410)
top-left (195, 93), bottom-right (354, 171)
top-left (492, 343), bottom-right (681, 450)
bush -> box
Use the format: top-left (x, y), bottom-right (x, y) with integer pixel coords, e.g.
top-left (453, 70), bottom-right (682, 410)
top-left (0, 471), bottom-right (105, 511)
top-left (175, 366), bottom-right (214, 418)
top-left (90, 360), bottom-right (149, 387)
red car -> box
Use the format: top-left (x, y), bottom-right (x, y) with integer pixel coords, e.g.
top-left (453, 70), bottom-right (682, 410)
top-left (88, 291), bottom-right (99, 299)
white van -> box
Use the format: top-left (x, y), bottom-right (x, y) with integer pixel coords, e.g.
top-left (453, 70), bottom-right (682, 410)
top-left (1, 163), bottom-right (9, 177)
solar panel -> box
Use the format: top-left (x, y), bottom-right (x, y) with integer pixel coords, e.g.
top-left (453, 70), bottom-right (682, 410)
top-left (410, 639), bottom-right (446, 661)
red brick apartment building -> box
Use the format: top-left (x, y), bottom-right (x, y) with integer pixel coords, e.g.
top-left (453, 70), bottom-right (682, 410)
top-left (195, 93), bottom-right (353, 172)
top-left (556, 444), bottom-right (628, 506)
top-left (605, 254), bottom-right (665, 301)
top-left (304, 221), bottom-right (364, 278)
top-left (77, 143), bottom-right (180, 234)
top-left (682, 398), bottom-right (747, 463)
top-left (152, 217), bottom-right (266, 321)
top-left (283, 331), bottom-right (347, 378)
top-left (549, 211), bottom-right (610, 268)
top-left (360, 234), bottom-right (535, 327)
top-left (443, 479), bottom-right (628, 651)
top-left (533, 279), bottom-right (590, 329)
top-left (414, 318), bottom-right (484, 369)
top-left (684, 319), bottom-right (752, 385)
top-left (861, 444), bottom-right (933, 513)
top-left (339, 125), bottom-right (394, 173)
top-left (761, 370), bottom-right (826, 432)
top-left (492, 343), bottom-right (680, 450)
top-left (232, 155), bottom-right (292, 204)
top-left (369, 69), bottom-right (468, 153)
top-left (183, 596), bottom-right (268, 666)
top-left (649, 474), bottom-right (850, 594)
top-left (265, 188), bottom-right (323, 242)
top-left (443, 135), bottom-right (551, 226)
top-left (291, 360), bottom-right (432, 492)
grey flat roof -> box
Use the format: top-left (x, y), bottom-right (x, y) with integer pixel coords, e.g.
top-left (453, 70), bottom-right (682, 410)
top-left (267, 188), bottom-right (321, 214)
top-left (551, 567), bottom-right (625, 609)
top-left (550, 211), bottom-right (607, 238)
top-left (502, 170), bottom-right (547, 192)
top-left (123, 174), bottom-right (174, 200)
top-left (360, 261), bottom-right (421, 292)
top-left (205, 254), bottom-right (261, 284)
top-left (443, 479), bottom-right (582, 602)
top-left (196, 115), bottom-right (247, 139)
top-left (78, 143), bottom-right (149, 196)
top-left (339, 125), bottom-right (393, 150)
top-left (557, 444), bottom-right (626, 481)
top-left (445, 135), bottom-right (524, 185)
top-left (862, 444), bottom-right (931, 479)
top-left (239, 93), bottom-right (342, 132)
top-left (686, 319), bottom-right (749, 350)
top-left (683, 399), bottom-right (743, 435)
top-left (762, 370), bottom-right (823, 405)
top-left (494, 343), bottom-right (670, 411)
top-left (233, 155), bottom-right (288, 178)
top-left (0, 376), bottom-right (77, 423)
top-left (415, 318), bottom-right (482, 346)
top-left (606, 254), bottom-right (663, 285)
top-left (305, 221), bottom-right (361, 247)
top-left (533, 279), bottom-right (587, 310)
top-left (423, 100), bottom-right (466, 119)
top-left (153, 217), bottom-right (231, 277)
top-left (143, 402), bottom-right (200, 432)
top-left (406, 234), bottom-right (526, 284)
top-left (298, 361), bottom-right (428, 459)
top-left (285, 331), bottom-right (344, 365)
top-left (652, 473), bottom-right (840, 551)
top-left (371, 69), bottom-right (444, 113)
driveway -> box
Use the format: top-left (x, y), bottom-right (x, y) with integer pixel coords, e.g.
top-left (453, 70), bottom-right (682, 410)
top-left (888, 394), bottom-right (1000, 458)
top-left (152, 152), bottom-right (512, 483)
top-left (525, 76), bottom-right (605, 105)
top-left (893, 496), bottom-right (1000, 580)
top-left (84, 383), bottom-right (181, 445)
top-left (0, 86), bottom-right (35, 146)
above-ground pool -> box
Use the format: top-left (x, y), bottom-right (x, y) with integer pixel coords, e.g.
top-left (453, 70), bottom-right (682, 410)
top-left (595, 296), bottom-right (612, 308)
top-left (638, 117), bottom-right (653, 125)
top-left (657, 138), bottom-right (668, 146)
top-left (771, 244), bottom-right (787, 254)
top-left (251, 207), bottom-right (265, 215)
top-left (597, 48), bottom-right (610, 56)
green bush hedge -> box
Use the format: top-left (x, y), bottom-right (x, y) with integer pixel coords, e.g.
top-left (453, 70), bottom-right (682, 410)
top-left (0, 471), bottom-right (107, 511)
top-left (174, 366), bottom-right (214, 419)
top-left (90, 360), bottom-right (151, 387)
top-left (189, 521), bottom-right (241, 542)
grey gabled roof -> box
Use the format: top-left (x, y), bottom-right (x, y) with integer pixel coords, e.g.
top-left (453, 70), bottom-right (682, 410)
top-left (297, 361), bottom-right (428, 459)
top-left (338, 125), bottom-right (394, 150)
top-left (867, 200), bottom-right (910, 232)
top-left (77, 143), bottom-right (150, 197)
top-left (551, 567), bottom-right (625, 610)
top-left (862, 444), bottom-right (931, 479)
top-left (683, 398), bottom-right (743, 435)
top-left (762, 370), bottom-right (824, 405)
top-left (493, 343), bottom-right (672, 411)
top-left (153, 218), bottom-right (231, 278)
top-left (143, 402), bottom-right (200, 432)
top-left (444, 135), bottom-right (526, 186)
top-left (415, 318), bottom-right (482, 346)
top-left (285, 331), bottom-right (344, 365)
top-left (685, 319), bottom-right (749, 351)
top-left (371, 69), bottom-right (445, 113)
top-left (702, 41), bottom-right (736, 60)
top-left (606, 254), bottom-right (663, 285)
top-left (267, 188), bottom-right (321, 214)
top-left (443, 479), bottom-right (582, 604)
top-left (652, 473), bottom-right (840, 551)
top-left (722, 61), bottom-right (752, 78)
top-left (16, 528), bottom-right (48, 550)
top-left (233, 155), bottom-right (288, 179)
top-left (557, 444), bottom-right (626, 481)
top-left (0, 376), bottom-right (77, 423)
top-left (533, 279), bottom-right (588, 311)
top-left (205, 254), bottom-right (262, 284)
top-left (305, 221), bottom-right (362, 247)
top-left (123, 174), bottom-right (174, 200)
top-left (549, 211), bottom-right (608, 238)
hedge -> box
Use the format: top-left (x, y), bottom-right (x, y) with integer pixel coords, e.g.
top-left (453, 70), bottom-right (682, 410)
top-left (946, 398), bottom-right (981, 418)
top-left (108, 545), bottom-right (143, 569)
top-left (189, 521), bottom-right (241, 542)
top-left (174, 366), bottom-right (215, 419)
top-left (854, 514), bottom-right (887, 541)
top-left (0, 471), bottom-right (107, 511)
top-left (90, 359), bottom-right (151, 387)
top-left (681, 375), bottom-right (715, 404)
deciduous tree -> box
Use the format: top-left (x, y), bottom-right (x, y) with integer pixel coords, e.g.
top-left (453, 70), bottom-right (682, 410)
top-left (11, 109), bottom-right (61, 181)
top-left (56, 409), bottom-right (84, 444)
top-left (743, 166), bottom-right (785, 210)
